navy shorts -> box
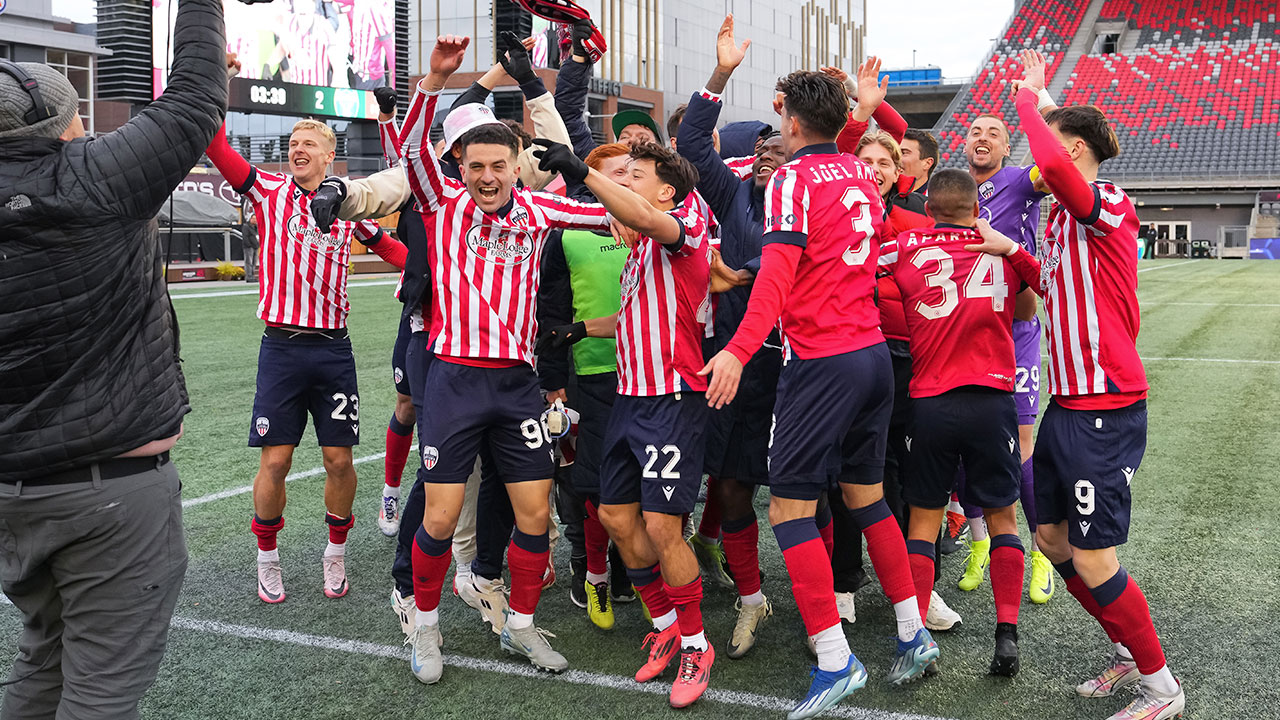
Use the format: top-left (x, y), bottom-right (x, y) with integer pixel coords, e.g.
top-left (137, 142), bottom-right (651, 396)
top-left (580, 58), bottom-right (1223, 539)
top-left (902, 387), bottom-right (1021, 509)
top-left (704, 346), bottom-right (781, 486)
top-left (416, 360), bottom-right (554, 484)
top-left (567, 372), bottom-right (617, 496)
top-left (599, 392), bottom-right (708, 514)
top-left (391, 314), bottom-right (412, 396)
top-left (1034, 399), bottom-right (1147, 550)
top-left (768, 344), bottom-right (893, 501)
top-left (249, 333), bottom-right (360, 447)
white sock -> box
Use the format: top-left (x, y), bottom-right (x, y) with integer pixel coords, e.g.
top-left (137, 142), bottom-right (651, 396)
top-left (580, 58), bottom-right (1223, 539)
top-left (1030, 537), bottom-right (1040, 553)
top-left (1115, 642), bottom-right (1133, 660)
top-left (585, 570), bottom-right (608, 585)
top-left (811, 624), bottom-right (852, 671)
top-left (894, 598), bottom-right (924, 642)
top-left (415, 608), bottom-right (438, 627)
top-left (324, 541), bottom-right (345, 557)
top-left (946, 499), bottom-right (964, 514)
top-left (1142, 665), bottom-right (1180, 696)
top-left (653, 610), bottom-right (678, 632)
top-left (970, 517), bottom-right (989, 542)
top-left (740, 590), bottom-right (765, 606)
top-left (507, 610), bottom-right (533, 630)
top-left (257, 548), bottom-right (279, 563)
top-left (383, 485), bottom-right (401, 499)
top-left (681, 631), bottom-right (708, 651)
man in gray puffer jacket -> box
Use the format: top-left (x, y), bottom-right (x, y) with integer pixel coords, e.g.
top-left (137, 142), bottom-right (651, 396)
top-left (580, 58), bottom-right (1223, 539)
top-left (0, 0), bottom-right (226, 715)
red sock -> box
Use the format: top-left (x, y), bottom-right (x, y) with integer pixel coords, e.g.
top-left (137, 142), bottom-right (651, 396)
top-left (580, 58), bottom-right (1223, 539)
top-left (625, 564), bottom-right (675, 619)
top-left (508, 530), bottom-right (550, 615)
top-left (721, 516), bottom-right (761, 597)
top-left (583, 500), bottom-right (610, 576)
top-left (326, 512), bottom-right (354, 545)
top-left (989, 536), bottom-right (1025, 625)
top-left (666, 577), bottom-right (704, 638)
top-left (906, 539), bottom-right (935, 621)
top-left (1094, 569), bottom-right (1168, 674)
top-left (384, 414), bottom-right (414, 489)
top-left (251, 515), bottom-right (283, 551)
top-left (774, 519), bottom-right (840, 635)
top-left (697, 477), bottom-right (721, 539)
top-left (411, 526), bottom-right (452, 612)
top-left (852, 501), bottom-right (915, 605)
top-left (816, 513), bottom-right (834, 561)
top-left (1059, 563), bottom-right (1124, 643)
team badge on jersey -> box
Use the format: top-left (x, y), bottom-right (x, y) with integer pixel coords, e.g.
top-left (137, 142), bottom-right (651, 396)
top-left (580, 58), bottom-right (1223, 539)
top-left (422, 445), bottom-right (439, 470)
top-left (255, 416), bottom-right (270, 437)
top-left (979, 180), bottom-right (995, 200)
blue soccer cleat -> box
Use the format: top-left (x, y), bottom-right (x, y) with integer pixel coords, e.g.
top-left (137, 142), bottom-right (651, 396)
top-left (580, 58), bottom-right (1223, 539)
top-left (887, 628), bottom-right (940, 686)
top-left (786, 655), bottom-right (868, 719)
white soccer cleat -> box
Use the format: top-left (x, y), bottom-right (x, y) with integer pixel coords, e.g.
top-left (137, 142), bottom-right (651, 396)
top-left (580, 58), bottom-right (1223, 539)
top-left (377, 493), bottom-right (401, 536)
top-left (1077, 652), bottom-right (1141, 698)
top-left (406, 622), bottom-right (444, 684)
top-left (835, 591), bottom-right (856, 624)
top-left (925, 590), bottom-right (962, 631)
top-left (457, 574), bottom-right (508, 634)
top-left (1106, 680), bottom-right (1185, 720)
top-left (392, 588), bottom-right (416, 637)
top-left (323, 554), bottom-right (348, 598)
top-left (257, 558), bottom-right (286, 604)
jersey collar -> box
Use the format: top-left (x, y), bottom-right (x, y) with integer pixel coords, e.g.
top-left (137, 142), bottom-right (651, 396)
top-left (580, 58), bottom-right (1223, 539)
top-left (792, 142), bottom-right (839, 159)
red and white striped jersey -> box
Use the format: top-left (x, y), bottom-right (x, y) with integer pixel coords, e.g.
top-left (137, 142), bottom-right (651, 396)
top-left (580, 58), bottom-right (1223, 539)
top-left (1040, 180), bottom-right (1147, 406)
top-left (615, 202), bottom-right (712, 397)
top-left (379, 116), bottom-right (401, 167)
top-left (245, 169), bottom-right (384, 329)
top-left (725, 155), bottom-right (755, 180)
top-left (285, 18), bottom-right (331, 86)
top-left (350, 1), bottom-right (394, 79)
top-left (401, 87), bottom-right (612, 365)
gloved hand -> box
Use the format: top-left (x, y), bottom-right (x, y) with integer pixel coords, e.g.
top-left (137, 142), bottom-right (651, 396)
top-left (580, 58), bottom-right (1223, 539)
top-left (535, 321), bottom-right (588, 355)
top-left (531, 138), bottom-right (590, 184)
top-left (373, 86), bottom-right (397, 115)
top-left (310, 177), bottom-right (348, 230)
top-left (498, 31), bottom-right (537, 86)
top-left (571, 19), bottom-right (596, 60)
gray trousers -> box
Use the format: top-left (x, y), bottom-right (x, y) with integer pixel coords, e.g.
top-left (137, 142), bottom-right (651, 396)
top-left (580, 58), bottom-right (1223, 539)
top-left (0, 460), bottom-right (187, 720)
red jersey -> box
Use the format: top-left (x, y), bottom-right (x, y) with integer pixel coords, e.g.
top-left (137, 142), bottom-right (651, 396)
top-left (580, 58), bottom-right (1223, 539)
top-left (725, 144), bottom-right (886, 364)
top-left (725, 155), bottom-right (755, 180)
top-left (616, 202), bottom-right (712, 396)
top-left (878, 225), bottom-right (1040, 398)
top-left (401, 87), bottom-right (612, 366)
top-left (876, 202), bottom-right (934, 342)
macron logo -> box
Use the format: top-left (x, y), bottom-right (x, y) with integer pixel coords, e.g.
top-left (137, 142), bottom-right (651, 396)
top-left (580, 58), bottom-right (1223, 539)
top-left (1079, 521), bottom-right (1092, 537)
top-left (904, 436), bottom-right (913, 452)
top-left (1007, 437), bottom-right (1016, 454)
top-left (662, 486), bottom-right (676, 502)
top-left (1122, 467), bottom-right (1135, 486)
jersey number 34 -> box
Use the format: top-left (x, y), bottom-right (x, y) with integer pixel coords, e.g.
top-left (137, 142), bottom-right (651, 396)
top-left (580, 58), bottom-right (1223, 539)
top-left (911, 248), bottom-right (1007, 320)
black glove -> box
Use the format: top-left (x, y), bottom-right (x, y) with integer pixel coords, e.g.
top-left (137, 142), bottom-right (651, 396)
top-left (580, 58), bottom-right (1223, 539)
top-left (310, 177), bottom-right (348, 230)
top-left (535, 321), bottom-right (587, 355)
top-left (571, 19), bottom-right (595, 60)
top-left (531, 138), bottom-right (590, 184)
top-left (498, 31), bottom-right (536, 86)
top-left (373, 86), bottom-right (397, 115)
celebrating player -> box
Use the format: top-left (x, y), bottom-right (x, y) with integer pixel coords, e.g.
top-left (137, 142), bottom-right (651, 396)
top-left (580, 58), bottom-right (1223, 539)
top-left (700, 69), bottom-right (936, 718)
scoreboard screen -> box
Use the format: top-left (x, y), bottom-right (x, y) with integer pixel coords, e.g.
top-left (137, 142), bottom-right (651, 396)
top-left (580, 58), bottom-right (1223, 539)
top-left (230, 78), bottom-right (378, 120)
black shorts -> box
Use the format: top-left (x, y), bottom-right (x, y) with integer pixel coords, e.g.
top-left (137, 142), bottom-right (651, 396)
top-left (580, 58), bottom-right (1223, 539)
top-left (1034, 399), bottom-right (1147, 550)
top-left (568, 372), bottom-right (617, 496)
top-left (416, 360), bottom-right (554, 484)
top-left (704, 346), bottom-right (781, 485)
top-left (768, 344), bottom-right (893, 501)
top-left (391, 314), bottom-right (412, 396)
top-left (249, 332), bottom-right (360, 447)
top-left (902, 387), bottom-right (1021, 510)
top-left (599, 392), bottom-right (708, 514)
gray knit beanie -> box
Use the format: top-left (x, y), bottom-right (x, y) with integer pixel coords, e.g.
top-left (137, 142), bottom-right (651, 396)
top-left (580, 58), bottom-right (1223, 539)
top-left (0, 62), bottom-right (80, 139)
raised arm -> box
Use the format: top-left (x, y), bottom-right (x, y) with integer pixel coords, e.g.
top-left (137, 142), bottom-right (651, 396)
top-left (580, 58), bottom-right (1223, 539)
top-left (205, 121), bottom-right (253, 193)
top-left (554, 20), bottom-right (602, 160)
top-left (829, 57), bottom-right (889, 153)
top-left (374, 86), bottom-right (402, 166)
top-left (402, 36), bottom-right (471, 213)
top-left (89, 0), bottom-right (227, 219)
top-left (495, 31), bottom-right (573, 191)
top-left (677, 16), bottom-right (751, 215)
top-left (1012, 50), bottom-right (1098, 220)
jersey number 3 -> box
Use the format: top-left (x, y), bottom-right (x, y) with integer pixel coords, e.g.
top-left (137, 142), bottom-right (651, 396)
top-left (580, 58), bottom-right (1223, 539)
top-left (839, 187), bottom-right (876, 266)
top-left (911, 247), bottom-right (1007, 319)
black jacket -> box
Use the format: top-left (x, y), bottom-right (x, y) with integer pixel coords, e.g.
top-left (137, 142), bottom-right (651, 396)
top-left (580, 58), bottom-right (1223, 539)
top-left (0, 0), bottom-right (227, 482)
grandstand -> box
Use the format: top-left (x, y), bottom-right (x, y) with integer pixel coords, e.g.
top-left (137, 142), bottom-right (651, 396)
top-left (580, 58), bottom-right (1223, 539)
top-left (931, 0), bottom-right (1280, 258)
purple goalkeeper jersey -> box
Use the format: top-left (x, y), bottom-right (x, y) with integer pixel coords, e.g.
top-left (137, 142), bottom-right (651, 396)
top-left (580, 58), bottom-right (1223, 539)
top-left (977, 165), bottom-right (1046, 255)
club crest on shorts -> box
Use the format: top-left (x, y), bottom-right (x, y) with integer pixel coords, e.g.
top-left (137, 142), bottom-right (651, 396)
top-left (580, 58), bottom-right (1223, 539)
top-left (255, 416), bottom-right (270, 436)
top-left (422, 445), bottom-right (439, 470)
top-left (394, 366), bottom-right (404, 384)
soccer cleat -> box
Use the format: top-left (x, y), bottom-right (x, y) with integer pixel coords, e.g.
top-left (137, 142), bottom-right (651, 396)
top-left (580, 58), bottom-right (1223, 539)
top-left (635, 622), bottom-right (681, 682)
top-left (941, 511), bottom-right (968, 555)
top-left (787, 655), bottom-right (868, 720)
top-left (887, 628), bottom-right (941, 686)
top-left (500, 620), bottom-right (569, 673)
top-left (688, 534), bottom-right (735, 589)
top-left (257, 558), bottom-right (286, 604)
top-left (457, 574), bottom-right (508, 634)
top-left (958, 537), bottom-right (990, 592)
top-left (377, 494), bottom-right (400, 536)
top-left (542, 563), bottom-right (557, 590)
top-left (990, 622), bottom-right (1020, 677)
top-left (1076, 651), bottom-right (1141, 698)
top-left (726, 596), bottom-right (772, 659)
top-left (1028, 550), bottom-right (1056, 604)
top-left (569, 556), bottom-right (588, 609)
top-left (925, 590), bottom-right (962, 631)
top-left (406, 622), bottom-right (444, 685)
top-left (391, 588), bottom-right (416, 637)
top-left (611, 579), bottom-right (636, 604)
top-left (835, 591), bottom-right (856, 624)
top-left (322, 554), bottom-right (348, 598)
top-left (586, 580), bottom-right (615, 630)
top-left (670, 644), bottom-right (715, 708)
top-left (1107, 680), bottom-right (1185, 720)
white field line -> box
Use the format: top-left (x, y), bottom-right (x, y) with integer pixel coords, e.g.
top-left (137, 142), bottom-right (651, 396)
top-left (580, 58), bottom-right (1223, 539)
top-left (180, 452), bottom-right (386, 508)
top-left (1137, 259), bottom-right (1200, 273)
top-left (167, 616), bottom-right (955, 720)
top-left (1146, 302), bottom-right (1280, 307)
top-left (1141, 356), bottom-right (1280, 365)
top-left (170, 279), bottom-right (398, 300)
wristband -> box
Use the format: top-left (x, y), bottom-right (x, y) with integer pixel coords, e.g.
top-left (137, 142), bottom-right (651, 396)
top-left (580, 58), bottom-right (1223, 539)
top-left (1036, 88), bottom-right (1056, 111)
